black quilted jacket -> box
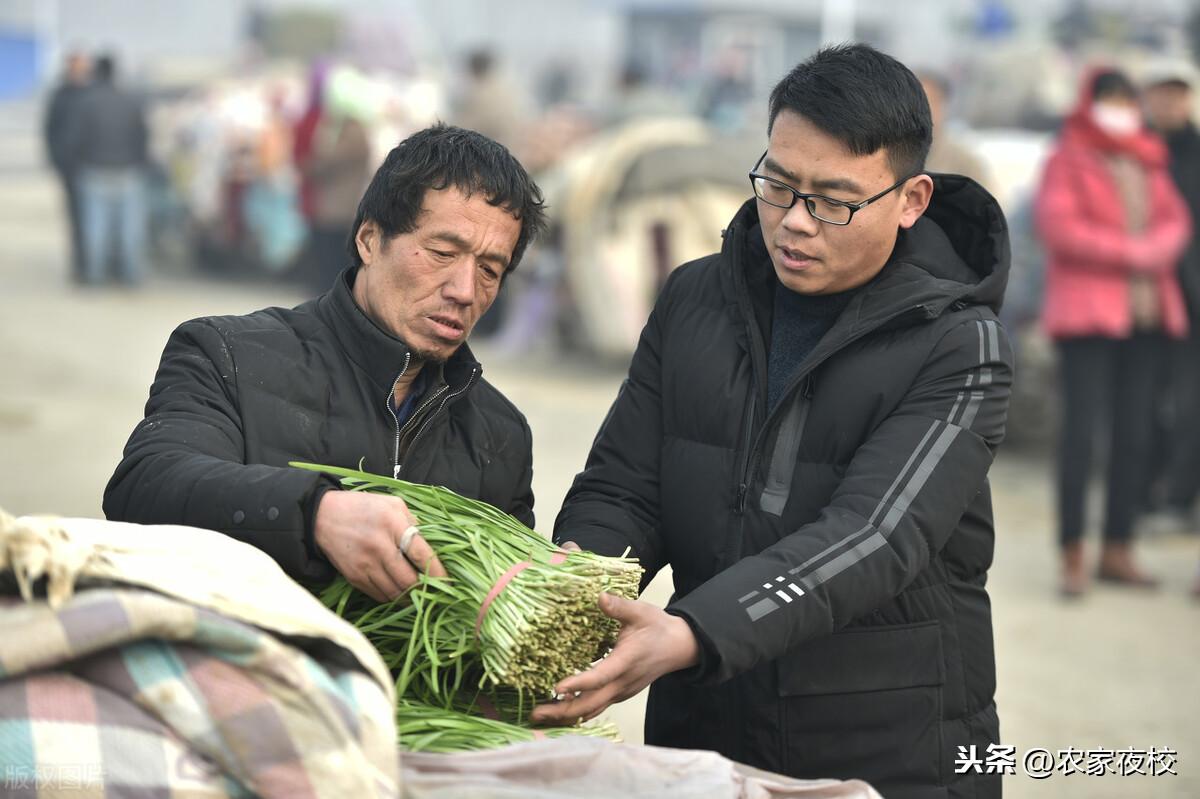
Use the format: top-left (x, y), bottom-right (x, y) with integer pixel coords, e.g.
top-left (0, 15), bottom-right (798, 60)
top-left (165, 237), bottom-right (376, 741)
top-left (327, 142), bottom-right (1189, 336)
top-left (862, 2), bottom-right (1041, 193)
top-left (105, 268), bottom-right (534, 584)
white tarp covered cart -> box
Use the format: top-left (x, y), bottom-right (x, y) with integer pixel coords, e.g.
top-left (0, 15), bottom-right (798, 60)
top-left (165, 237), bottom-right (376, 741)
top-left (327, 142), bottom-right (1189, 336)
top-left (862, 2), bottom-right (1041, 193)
top-left (547, 118), bottom-right (758, 359)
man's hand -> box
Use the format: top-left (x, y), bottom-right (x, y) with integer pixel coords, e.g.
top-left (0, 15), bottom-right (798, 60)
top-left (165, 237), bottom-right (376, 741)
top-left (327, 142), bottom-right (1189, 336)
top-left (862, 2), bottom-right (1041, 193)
top-left (314, 490), bottom-right (446, 602)
top-left (530, 593), bottom-right (699, 726)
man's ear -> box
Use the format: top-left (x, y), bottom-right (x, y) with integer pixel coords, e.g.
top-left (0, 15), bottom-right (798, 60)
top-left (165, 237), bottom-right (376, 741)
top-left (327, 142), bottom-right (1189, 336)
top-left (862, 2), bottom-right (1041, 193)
top-left (354, 220), bottom-right (378, 266)
top-left (898, 174), bottom-right (935, 230)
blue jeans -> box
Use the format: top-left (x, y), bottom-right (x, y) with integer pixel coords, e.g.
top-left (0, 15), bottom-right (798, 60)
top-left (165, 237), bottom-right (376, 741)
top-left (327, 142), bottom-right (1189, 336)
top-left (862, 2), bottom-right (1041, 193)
top-left (80, 168), bottom-right (146, 284)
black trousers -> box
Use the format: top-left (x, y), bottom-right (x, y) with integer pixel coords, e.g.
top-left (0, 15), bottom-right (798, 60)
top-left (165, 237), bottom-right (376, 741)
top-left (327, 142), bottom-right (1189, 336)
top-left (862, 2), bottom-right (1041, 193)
top-left (1165, 331), bottom-right (1200, 509)
top-left (1056, 334), bottom-right (1167, 546)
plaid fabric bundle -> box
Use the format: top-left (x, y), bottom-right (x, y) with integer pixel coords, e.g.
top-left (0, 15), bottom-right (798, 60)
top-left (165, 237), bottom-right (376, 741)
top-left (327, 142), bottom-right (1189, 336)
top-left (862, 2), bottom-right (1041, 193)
top-left (0, 589), bottom-right (398, 798)
top-left (0, 509), bottom-right (399, 799)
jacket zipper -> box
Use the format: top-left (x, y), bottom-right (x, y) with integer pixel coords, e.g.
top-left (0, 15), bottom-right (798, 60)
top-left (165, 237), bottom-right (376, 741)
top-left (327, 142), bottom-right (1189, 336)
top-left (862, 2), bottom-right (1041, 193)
top-left (733, 302), bottom-right (933, 511)
top-left (387, 353), bottom-right (413, 478)
top-left (734, 315), bottom-right (769, 514)
top-left (395, 365), bottom-right (480, 478)
top-left (733, 388), bottom-right (756, 514)
top-left (393, 384), bottom-right (450, 477)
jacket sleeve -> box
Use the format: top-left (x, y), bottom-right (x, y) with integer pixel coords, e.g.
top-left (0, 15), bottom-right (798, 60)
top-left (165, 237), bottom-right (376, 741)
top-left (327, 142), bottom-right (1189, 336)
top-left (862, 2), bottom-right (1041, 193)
top-left (58, 94), bottom-right (90, 173)
top-left (43, 90), bottom-right (70, 172)
top-left (103, 319), bottom-right (337, 583)
top-left (667, 315), bottom-right (1013, 684)
top-left (553, 280), bottom-right (672, 589)
top-left (508, 419), bottom-right (536, 530)
top-left (1141, 168), bottom-right (1192, 272)
top-left (1035, 149), bottom-right (1152, 274)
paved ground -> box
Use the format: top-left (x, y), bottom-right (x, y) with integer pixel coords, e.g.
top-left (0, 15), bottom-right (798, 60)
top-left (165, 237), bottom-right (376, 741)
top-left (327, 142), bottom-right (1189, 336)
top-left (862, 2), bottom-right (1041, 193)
top-left (1, 126), bottom-right (1197, 797)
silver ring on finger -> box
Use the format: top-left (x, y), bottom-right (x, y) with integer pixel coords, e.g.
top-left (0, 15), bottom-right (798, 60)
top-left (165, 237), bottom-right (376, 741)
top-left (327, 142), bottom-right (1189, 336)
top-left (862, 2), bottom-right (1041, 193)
top-left (399, 525), bottom-right (420, 556)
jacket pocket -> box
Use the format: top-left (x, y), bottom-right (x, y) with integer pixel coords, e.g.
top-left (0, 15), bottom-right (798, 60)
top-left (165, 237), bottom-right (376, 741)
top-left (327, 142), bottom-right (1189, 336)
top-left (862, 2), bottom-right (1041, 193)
top-left (776, 621), bottom-right (947, 797)
top-left (778, 619), bottom-right (945, 695)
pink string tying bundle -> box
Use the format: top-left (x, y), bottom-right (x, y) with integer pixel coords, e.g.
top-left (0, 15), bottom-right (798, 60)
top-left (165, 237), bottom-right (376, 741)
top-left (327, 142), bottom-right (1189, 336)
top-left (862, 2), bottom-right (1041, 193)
top-left (473, 550), bottom-right (569, 638)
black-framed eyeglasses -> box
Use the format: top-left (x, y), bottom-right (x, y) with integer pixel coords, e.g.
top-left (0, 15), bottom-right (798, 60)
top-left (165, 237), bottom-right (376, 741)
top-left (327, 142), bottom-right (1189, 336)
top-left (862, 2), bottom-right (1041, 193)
top-left (748, 151), bottom-right (916, 226)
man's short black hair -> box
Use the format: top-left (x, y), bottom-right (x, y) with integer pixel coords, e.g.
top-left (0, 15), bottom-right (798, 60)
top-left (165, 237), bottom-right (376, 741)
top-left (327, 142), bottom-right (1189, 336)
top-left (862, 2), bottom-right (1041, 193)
top-left (347, 123), bottom-right (546, 272)
top-left (768, 43), bottom-right (932, 180)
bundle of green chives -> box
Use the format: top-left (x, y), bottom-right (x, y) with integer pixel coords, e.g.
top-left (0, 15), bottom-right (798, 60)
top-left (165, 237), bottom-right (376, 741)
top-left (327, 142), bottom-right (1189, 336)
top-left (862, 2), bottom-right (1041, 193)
top-left (323, 573), bottom-right (539, 726)
top-left (296, 461), bottom-right (641, 704)
top-left (396, 698), bottom-right (620, 753)
top-left (319, 576), bottom-right (477, 703)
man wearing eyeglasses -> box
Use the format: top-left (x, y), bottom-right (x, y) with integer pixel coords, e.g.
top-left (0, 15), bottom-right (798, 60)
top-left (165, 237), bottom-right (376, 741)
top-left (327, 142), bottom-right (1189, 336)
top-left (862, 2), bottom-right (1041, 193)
top-left (538, 44), bottom-right (1011, 799)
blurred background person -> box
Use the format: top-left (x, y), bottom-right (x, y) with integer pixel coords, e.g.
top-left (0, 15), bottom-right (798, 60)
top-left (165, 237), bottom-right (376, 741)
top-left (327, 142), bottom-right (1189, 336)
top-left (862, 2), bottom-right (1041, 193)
top-left (298, 65), bottom-right (372, 296)
top-left (919, 69), bottom-right (993, 188)
top-left (293, 61), bottom-right (329, 239)
top-left (697, 45), bottom-right (754, 133)
top-left (67, 53), bottom-right (149, 287)
top-left (1141, 63), bottom-right (1200, 537)
top-left (451, 48), bottom-right (528, 336)
top-left (605, 62), bottom-right (685, 127)
top-left (42, 50), bottom-right (92, 284)
top-left (1036, 68), bottom-right (1191, 597)
top-left (243, 86), bottom-right (306, 276)
top-left (453, 49), bottom-right (525, 153)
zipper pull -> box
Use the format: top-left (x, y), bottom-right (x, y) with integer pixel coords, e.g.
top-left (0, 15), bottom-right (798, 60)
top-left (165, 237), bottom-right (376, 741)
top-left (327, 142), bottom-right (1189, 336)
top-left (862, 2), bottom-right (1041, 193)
top-left (393, 464), bottom-right (401, 479)
top-left (735, 482), bottom-right (748, 513)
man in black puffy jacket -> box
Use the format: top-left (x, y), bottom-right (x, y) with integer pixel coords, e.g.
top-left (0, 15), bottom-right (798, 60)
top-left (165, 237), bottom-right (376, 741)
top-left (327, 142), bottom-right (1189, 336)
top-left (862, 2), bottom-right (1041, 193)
top-left (534, 45), bottom-right (1011, 799)
top-left (105, 125), bottom-right (546, 601)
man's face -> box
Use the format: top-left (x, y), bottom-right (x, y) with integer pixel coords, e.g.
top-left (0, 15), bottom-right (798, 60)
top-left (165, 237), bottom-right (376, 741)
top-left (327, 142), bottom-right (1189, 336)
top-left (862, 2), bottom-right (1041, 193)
top-left (352, 187), bottom-right (521, 363)
top-left (757, 110), bottom-right (932, 295)
top-left (1143, 83), bottom-right (1192, 132)
top-left (66, 54), bottom-right (90, 84)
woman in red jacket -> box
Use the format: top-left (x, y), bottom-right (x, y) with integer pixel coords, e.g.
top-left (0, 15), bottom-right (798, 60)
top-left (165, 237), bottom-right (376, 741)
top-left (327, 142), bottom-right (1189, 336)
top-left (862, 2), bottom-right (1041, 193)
top-left (1037, 68), bottom-right (1191, 597)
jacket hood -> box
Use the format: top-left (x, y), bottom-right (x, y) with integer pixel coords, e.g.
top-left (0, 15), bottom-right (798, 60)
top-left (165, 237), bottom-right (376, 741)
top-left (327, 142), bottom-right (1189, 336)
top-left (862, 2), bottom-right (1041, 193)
top-left (721, 173), bottom-right (1010, 328)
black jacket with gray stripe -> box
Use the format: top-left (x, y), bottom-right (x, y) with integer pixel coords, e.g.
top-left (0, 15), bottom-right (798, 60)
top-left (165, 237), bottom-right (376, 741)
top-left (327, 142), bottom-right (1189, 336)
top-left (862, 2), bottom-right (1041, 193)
top-left (555, 176), bottom-right (1011, 799)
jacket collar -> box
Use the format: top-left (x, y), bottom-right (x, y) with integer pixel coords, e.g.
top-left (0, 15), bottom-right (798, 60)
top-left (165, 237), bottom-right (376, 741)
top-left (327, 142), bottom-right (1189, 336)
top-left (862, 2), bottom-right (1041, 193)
top-left (316, 267), bottom-right (482, 397)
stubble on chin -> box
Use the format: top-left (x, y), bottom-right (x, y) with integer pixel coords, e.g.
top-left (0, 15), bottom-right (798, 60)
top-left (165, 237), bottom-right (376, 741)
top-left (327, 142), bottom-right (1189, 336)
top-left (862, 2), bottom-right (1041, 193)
top-left (407, 343), bottom-right (454, 367)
